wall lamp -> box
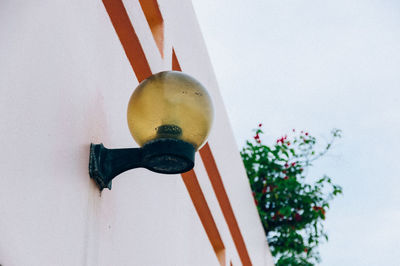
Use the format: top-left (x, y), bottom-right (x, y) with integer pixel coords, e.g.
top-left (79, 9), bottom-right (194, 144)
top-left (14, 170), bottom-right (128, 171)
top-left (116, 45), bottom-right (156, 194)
top-left (89, 71), bottom-right (214, 190)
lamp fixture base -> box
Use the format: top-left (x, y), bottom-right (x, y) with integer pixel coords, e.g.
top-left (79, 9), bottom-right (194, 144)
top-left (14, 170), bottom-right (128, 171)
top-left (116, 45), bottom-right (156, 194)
top-left (89, 139), bottom-right (195, 191)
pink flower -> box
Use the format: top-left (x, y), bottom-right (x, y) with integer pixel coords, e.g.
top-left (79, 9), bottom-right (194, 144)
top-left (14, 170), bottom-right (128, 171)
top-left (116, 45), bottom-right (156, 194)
top-left (313, 206), bottom-right (326, 216)
top-left (258, 123), bottom-right (262, 127)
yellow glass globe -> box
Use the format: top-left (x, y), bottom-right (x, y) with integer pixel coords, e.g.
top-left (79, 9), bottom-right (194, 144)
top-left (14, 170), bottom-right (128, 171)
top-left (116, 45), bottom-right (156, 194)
top-left (127, 71), bottom-right (214, 151)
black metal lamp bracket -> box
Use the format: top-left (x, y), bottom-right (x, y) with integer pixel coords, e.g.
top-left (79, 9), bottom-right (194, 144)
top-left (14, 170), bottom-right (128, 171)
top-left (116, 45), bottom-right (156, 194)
top-left (89, 139), bottom-right (195, 191)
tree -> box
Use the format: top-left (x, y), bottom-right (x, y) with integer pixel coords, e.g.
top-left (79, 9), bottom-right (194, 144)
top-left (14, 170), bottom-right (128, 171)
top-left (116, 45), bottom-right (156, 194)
top-left (241, 125), bottom-right (343, 265)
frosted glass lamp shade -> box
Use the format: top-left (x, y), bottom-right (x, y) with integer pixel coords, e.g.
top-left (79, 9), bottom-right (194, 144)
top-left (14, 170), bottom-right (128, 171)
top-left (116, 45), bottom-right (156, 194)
top-left (127, 71), bottom-right (214, 150)
top-left (89, 71), bottom-right (213, 190)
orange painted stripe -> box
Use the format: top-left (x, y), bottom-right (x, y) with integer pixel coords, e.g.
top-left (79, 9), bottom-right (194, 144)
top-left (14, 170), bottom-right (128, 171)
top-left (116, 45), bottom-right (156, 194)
top-left (102, 0), bottom-right (229, 262)
top-left (172, 48), bottom-right (181, 71)
top-left (181, 170), bottom-right (225, 265)
top-left (200, 143), bottom-right (252, 266)
top-left (102, 0), bottom-right (152, 82)
top-left (138, 0), bottom-right (164, 57)
top-left (174, 49), bottom-right (225, 265)
top-left (173, 46), bottom-right (251, 265)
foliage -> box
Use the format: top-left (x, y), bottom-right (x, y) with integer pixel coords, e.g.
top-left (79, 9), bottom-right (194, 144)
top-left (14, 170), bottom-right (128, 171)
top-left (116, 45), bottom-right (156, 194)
top-left (240, 125), bottom-right (343, 265)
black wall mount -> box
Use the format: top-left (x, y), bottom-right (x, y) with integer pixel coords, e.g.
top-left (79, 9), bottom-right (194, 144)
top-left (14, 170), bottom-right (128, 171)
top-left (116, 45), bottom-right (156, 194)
top-left (89, 138), bottom-right (195, 191)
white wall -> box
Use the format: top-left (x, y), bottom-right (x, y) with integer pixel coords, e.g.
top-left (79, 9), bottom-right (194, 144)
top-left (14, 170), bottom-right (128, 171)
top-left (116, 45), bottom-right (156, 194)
top-left (0, 0), bottom-right (273, 265)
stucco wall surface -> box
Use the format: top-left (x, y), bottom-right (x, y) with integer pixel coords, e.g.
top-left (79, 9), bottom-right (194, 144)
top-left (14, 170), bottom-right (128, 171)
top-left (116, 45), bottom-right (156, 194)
top-left (0, 0), bottom-right (274, 265)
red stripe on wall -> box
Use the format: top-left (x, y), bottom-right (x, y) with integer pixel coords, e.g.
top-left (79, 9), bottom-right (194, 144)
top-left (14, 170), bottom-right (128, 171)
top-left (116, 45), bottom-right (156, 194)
top-left (102, 0), bottom-right (238, 261)
top-left (138, 0), bottom-right (164, 57)
top-left (102, 0), bottom-right (152, 82)
top-left (173, 49), bottom-right (225, 265)
top-left (172, 48), bottom-right (252, 265)
top-left (181, 170), bottom-right (225, 265)
top-left (172, 48), bottom-right (181, 71)
top-left (200, 143), bottom-right (252, 266)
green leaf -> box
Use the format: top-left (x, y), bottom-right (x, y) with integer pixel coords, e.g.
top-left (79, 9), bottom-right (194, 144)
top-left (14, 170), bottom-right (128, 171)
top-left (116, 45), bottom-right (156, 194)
top-left (242, 126), bottom-right (343, 265)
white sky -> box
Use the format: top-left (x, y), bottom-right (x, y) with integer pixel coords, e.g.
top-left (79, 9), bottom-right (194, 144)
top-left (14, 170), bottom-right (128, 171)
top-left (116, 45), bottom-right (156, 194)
top-left (191, 0), bottom-right (400, 265)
